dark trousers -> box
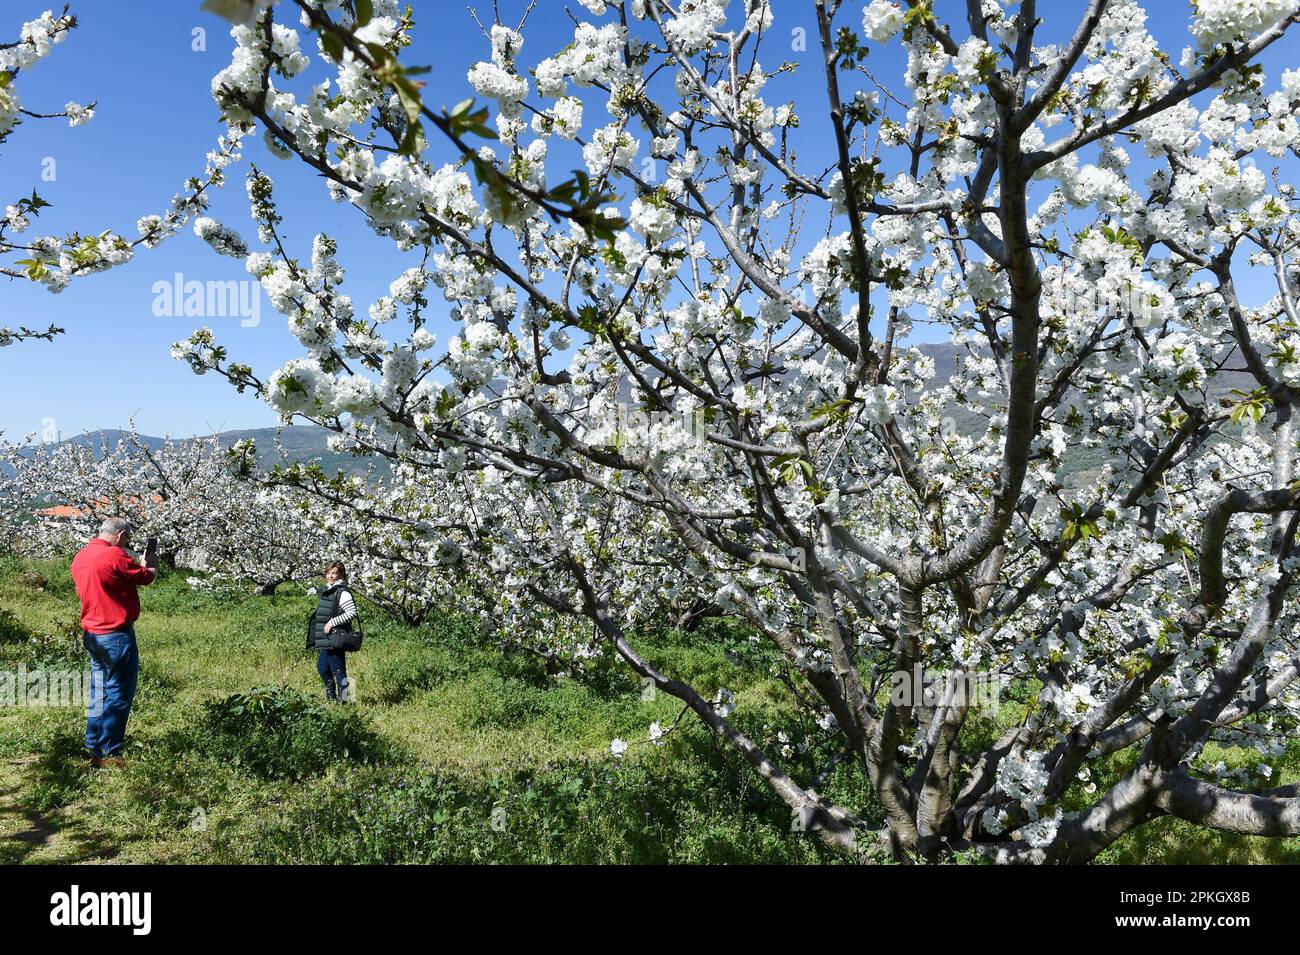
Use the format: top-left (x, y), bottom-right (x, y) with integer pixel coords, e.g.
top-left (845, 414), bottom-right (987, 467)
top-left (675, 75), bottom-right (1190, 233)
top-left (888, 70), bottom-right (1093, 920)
top-left (83, 624), bottom-right (139, 758)
top-left (316, 648), bottom-right (348, 701)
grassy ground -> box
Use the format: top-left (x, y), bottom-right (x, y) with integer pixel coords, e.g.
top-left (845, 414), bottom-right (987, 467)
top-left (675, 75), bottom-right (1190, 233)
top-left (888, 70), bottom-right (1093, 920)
top-left (0, 557), bottom-right (849, 863)
top-left (0, 555), bottom-right (1297, 864)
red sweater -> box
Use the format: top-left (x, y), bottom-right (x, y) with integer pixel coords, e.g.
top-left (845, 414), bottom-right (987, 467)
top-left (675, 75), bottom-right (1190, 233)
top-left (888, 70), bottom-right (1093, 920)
top-left (71, 538), bottom-right (156, 634)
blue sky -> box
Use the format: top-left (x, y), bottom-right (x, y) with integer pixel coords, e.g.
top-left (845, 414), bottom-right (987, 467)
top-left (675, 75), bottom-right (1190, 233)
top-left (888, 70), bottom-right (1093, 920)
top-left (0, 1), bottom-right (1295, 440)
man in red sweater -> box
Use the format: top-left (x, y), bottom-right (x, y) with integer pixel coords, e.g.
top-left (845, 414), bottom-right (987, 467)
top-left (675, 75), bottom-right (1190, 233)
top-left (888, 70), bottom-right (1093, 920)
top-left (71, 516), bottom-right (157, 768)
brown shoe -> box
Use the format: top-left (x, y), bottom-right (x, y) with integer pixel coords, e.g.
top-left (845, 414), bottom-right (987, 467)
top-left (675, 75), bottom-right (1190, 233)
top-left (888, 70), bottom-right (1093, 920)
top-left (90, 755), bottom-right (127, 769)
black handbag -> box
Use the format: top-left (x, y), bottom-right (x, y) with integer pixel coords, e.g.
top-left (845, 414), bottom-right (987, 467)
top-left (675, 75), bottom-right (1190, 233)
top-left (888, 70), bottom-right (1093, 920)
top-left (331, 625), bottom-right (363, 652)
top-left (330, 586), bottom-right (363, 652)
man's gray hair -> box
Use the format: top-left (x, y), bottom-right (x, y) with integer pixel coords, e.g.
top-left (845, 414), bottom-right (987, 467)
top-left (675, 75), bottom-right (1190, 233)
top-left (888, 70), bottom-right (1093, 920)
top-left (99, 516), bottom-right (132, 537)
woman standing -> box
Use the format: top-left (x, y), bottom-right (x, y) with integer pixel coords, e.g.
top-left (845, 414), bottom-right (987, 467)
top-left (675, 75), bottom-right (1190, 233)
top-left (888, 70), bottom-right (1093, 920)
top-left (306, 561), bottom-right (360, 703)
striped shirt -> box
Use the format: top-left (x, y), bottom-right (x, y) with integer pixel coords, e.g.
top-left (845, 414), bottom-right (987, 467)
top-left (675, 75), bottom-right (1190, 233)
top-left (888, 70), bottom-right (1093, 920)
top-left (325, 584), bottom-right (358, 630)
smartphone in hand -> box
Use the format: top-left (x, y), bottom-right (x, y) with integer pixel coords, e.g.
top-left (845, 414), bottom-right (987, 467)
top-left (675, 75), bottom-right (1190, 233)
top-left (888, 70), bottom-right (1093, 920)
top-left (143, 536), bottom-right (159, 568)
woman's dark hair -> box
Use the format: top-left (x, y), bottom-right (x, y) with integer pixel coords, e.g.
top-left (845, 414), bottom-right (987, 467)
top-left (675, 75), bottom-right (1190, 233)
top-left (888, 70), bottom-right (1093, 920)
top-left (324, 561), bottom-right (347, 580)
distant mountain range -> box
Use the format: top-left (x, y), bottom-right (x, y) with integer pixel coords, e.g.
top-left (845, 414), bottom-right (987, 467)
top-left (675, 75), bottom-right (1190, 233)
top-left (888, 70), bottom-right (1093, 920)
top-left (22, 340), bottom-right (1260, 489)
top-left (50, 426), bottom-right (387, 478)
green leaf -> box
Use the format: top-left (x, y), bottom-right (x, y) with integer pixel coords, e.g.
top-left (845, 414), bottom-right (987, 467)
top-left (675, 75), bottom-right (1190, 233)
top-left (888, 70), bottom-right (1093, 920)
top-left (810, 397), bottom-right (854, 424)
top-left (903, 1), bottom-right (936, 28)
top-left (771, 453), bottom-right (813, 486)
top-left (321, 31), bottom-right (344, 62)
top-left (1227, 387), bottom-right (1269, 425)
top-left (394, 81), bottom-right (423, 123)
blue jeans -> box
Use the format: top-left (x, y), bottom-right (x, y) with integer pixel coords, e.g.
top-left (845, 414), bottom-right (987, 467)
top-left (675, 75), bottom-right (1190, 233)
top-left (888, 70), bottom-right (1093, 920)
top-left (317, 648), bottom-right (348, 701)
top-left (83, 625), bottom-right (139, 758)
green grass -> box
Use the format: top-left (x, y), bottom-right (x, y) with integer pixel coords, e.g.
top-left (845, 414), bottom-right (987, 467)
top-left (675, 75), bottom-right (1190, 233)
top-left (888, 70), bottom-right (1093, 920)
top-left (0, 557), bottom-right (850, 863)
top-left (1, 555), bottom-right (1298, 864)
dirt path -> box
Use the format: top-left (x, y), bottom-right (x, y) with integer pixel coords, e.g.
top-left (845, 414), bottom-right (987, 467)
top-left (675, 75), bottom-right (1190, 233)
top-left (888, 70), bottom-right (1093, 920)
top-left (0, 759), bottom-right (58, 863)
top-left (0, 757), bottom-right (110, 864)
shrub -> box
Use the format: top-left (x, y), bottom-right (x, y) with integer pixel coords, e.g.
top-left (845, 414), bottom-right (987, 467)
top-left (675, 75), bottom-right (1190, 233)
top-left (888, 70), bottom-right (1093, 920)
top-left (373, 645), bottom-right (477, 704)
top-left (0, 607), bottom-right (28, 645)
top-left (196, 684), bottom-right (392, 780)
top-left (207, 731), bottom-right (869, 865)
top-left (0, 610), bottom-right (85, 668)
top-left (460, 675), bottom-right (548, 729)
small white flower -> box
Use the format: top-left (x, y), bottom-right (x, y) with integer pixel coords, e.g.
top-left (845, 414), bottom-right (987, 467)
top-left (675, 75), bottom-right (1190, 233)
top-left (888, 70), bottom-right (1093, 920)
top-left (64, 101), bottom-right (93, 126)
top-left (863, 0), bottom-right (905, 42)
top-left (5, 204), bottom-right (30, 233)
top-left (193, 216), bottom-right (248, 258)
top-left (713, 687), bottom-right (735, 718)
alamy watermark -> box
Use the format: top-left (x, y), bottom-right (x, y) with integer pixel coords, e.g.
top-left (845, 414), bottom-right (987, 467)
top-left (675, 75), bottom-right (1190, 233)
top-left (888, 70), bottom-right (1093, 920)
top-left (49, 885), bottom-right (151, 936)
top-left (890, 664), bottom-right (1009, 715)
top-left (0, 664), bottom-right (100, 714)
top-left (152, 272), bottom-right (261, 327)
top-left (1045, 272), bottom-right (1169, 330)
top-left (609, 402), bottom-right (710, 445)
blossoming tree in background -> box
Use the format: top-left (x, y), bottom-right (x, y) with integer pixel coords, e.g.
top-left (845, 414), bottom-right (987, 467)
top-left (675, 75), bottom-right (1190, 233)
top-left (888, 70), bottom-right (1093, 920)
top-left (236, 453), bottom-right (468, 621)
top-left (0, 427), bottom-right (467, 614)
top-left (0, 5), bottom-right (245, 347)
top-left (176, 0), bottom-right (1300, 862)
top-left (0, 430), bottom-right (327, 592)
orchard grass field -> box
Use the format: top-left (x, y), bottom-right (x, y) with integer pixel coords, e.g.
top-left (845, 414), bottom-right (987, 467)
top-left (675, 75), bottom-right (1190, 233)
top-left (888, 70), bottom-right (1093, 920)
top-left (1, 556), bottom-right (1297, 865)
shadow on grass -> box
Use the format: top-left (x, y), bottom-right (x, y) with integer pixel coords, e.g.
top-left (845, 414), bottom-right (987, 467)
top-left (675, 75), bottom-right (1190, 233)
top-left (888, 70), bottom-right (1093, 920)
top-left (23, 729), bottom-right (96, 814)
top-left (0, 781), bottom-right (59, 864)
top-left (0, 759), bottom-right (125, 864)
